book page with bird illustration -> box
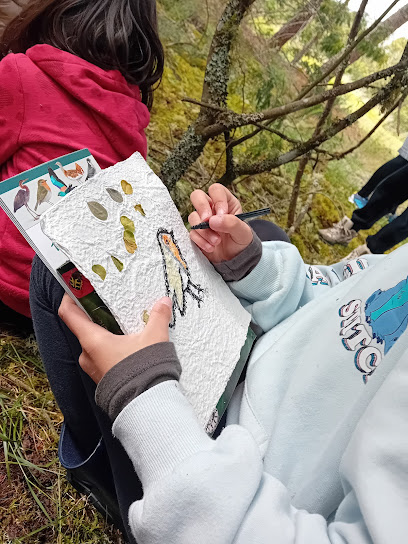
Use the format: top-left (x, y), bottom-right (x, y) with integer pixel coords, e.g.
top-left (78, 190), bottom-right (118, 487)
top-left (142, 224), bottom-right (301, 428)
top-left (40, 153), bottom-right (251, 428)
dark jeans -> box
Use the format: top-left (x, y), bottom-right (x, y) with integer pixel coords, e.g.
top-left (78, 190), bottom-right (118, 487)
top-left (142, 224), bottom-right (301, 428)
top-left (358, 155), bottom-right (407, 199)
top-left (28, 220), bottom-right (289, 541)
top-left (366, 207), bottom-right (408, 254)
top-left (29, 256), bottom-right (140, 544)
top-left (352, 156), bottom-right (408, 253)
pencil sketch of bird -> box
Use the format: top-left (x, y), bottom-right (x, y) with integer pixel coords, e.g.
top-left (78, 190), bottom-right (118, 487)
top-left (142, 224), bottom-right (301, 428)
top-left (48, 167), bottom-right (74, 197)
top-left (13, 179), bottom-right (40, 220)
top-left (157, 228), bottom-right (204, 328)
top-left (34, 179), bottom-right (52, 211)
top-left (85, 158), bottom-right (97, 180)
top-left (56, 161), bottom-right (85, 181)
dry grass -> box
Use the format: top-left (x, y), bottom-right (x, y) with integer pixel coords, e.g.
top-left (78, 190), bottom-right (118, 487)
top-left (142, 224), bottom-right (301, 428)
top-left (0, 332), bottom-right (125, 544)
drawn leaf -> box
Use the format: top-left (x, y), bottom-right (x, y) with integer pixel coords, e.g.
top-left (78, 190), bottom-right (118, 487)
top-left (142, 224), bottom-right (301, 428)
top-left (124, 230), bottom-right (137, 253)
top-left (106, 188), bottom-right (123, 203)
top-left (134, 203), bottom-right (146, 217)
top-left (87, 201), bottom-right (108, 221)
top-left (120, 215), bottom-right (135, 233)
top-left (121, 179), bottom-right (133, 195)
top-left (92, 264), bottom-right (106, 281)
top-left (142, 311), bottom-right (150, 325)
top-left (111, 256), bottom-right (124, 271)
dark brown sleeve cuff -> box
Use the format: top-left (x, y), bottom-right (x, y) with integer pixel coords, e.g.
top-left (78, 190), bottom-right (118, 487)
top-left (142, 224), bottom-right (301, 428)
top-left (95, 342), bottom-right (182, 421)
top-left (212, 231), bottom-right (262, 282)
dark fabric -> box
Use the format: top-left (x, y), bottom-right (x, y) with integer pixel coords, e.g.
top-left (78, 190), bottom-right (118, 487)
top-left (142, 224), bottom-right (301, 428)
top-left (0, 299), bottom-right (33, 337)
top-left (351, 160), bottom-right (408, 232)
top-left (248, 219), bottom-right (291, 243)
top-left (96, 342), bottom-right (182, 421)
top-left (29, 256), bottom-right (139, 544)
top-left (366, 207), bottom-right (408, 254)
top-left (358, 155), bottom-right (407, 199)
top-left (213, 232), bottom-right (263, 282)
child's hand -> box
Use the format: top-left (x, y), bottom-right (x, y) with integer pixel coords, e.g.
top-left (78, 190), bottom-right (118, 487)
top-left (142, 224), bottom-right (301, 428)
top-left (58, 294), bottom-right (173, 384)
top-left (189, 184), bottom-right (253, 263)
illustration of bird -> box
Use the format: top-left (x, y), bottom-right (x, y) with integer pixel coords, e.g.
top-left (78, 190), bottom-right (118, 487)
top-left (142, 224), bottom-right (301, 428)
top-left (13, 179), bottom-right (40, 220)
top-left (56, 161), bottom-right (85, 181)
top-left (85, 158), bottom-right (97, 180)
top-left (34, 179), bottom-right (52, 211)
top-left (48, 167), bottom-right (74, 197)
top-left (157, 228), bottom-right (204, 328)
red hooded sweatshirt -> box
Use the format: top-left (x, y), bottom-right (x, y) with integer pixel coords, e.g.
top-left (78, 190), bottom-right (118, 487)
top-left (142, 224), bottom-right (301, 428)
top-left (0, 44), bottom-right (150, 317)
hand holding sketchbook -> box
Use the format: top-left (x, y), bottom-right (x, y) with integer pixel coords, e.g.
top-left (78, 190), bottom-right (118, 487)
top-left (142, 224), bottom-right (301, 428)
top-left (40, 153), bottom-right (252, 429)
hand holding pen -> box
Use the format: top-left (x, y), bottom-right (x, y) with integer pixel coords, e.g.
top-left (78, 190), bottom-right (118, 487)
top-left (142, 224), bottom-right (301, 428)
top-left (188, 184), bottom-right (269, 263)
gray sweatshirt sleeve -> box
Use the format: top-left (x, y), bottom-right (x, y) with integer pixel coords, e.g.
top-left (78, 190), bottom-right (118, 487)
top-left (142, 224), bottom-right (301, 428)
top-left (212, 232), bottom-right (262, 282)
top-left (95, 342), bottom-right (181, 421)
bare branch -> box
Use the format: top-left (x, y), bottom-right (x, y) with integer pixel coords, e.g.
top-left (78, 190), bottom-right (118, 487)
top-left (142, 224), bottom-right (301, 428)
top-left (200, 59), bottom-right (408, 138)
top-left (331, 92), bottom-right (408, 160)
top-left (233, 76), bottom-right (405, 177)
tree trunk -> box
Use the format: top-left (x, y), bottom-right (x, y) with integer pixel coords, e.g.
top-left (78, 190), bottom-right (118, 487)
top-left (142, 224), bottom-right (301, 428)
top-left (159, 0), bottom-right (256, 190)
top-left (270, 0), bottom-right (324, 50)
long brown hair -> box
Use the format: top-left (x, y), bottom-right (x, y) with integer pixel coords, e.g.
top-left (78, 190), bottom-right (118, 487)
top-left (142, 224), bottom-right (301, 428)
top-left (1, 0), bottom-right (164, 109)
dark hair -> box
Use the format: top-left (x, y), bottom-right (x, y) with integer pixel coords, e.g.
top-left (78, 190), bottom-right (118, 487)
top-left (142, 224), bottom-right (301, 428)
top-left (1, 0), bottom-right (164, 109)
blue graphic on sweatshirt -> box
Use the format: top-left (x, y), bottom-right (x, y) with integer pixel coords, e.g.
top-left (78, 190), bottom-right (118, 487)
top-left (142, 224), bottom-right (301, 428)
top-left (365, 277), bottom-right (408, 354)
top-left (338, 276), bottom-right (408, 383)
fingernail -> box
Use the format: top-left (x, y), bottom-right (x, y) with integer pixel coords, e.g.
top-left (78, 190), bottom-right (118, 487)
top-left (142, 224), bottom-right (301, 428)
top-left (201, 209), bottom-right (212, 222)
top-left (159, 297), bottom-right (172, 309)
top-left (216, 203), bottom-right (227, 215)
top-left (209, 233), bottom-right (220, 244)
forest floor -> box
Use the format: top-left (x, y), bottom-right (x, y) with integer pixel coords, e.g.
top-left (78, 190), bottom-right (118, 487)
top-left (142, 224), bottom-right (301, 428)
top-left (1, 2), bottom-right (407, 542)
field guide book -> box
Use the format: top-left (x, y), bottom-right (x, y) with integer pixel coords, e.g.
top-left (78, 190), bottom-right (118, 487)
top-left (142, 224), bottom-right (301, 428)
top-left (0, 150), bottom-right (257, 433)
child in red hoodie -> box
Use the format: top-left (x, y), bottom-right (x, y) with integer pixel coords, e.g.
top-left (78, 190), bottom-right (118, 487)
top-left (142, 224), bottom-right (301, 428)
top-left (0, 1), bottom-right (163, 541)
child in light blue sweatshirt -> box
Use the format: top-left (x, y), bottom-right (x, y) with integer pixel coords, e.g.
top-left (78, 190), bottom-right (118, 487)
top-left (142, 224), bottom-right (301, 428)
top-left (60, 183), bottom-right (408, 544)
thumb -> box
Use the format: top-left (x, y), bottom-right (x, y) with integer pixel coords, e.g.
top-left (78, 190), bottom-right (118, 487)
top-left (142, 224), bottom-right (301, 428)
top-left (144, 297), bottom-right (173, 341)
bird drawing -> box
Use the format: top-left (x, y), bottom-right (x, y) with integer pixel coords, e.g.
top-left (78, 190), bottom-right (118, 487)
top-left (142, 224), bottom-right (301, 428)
top-left (48, 167), bottom-right (74, 197)
top-left (85, 158), bottom-right (97, 180)
top-left (13, 179), bottom-right (40, 220)
top-left (56, 161), bottom-right (85, 181)
top-left (157, 228), bottom-right (204, 328)
top-left (34, 179), bottom-right (52, 211)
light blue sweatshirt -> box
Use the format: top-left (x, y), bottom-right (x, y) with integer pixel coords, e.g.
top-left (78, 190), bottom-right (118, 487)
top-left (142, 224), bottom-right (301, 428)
top-left (113, 242), bottom-right (408, 543)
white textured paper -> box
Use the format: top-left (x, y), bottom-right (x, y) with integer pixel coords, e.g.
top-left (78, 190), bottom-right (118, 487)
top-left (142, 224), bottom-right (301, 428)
top-left (41, 153), bottom-right (251, 426)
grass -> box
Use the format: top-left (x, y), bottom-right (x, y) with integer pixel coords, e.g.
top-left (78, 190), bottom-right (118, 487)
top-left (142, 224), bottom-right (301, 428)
top-left (0, 333), bottom-right (125, 543)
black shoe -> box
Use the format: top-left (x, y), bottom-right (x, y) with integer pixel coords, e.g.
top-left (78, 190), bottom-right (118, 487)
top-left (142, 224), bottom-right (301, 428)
top-left (58, 423), bottom-right (128, 539)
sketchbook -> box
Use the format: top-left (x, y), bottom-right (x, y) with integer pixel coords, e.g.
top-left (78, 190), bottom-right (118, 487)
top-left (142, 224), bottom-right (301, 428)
top-left (1, 151), bottom-right (255, 432)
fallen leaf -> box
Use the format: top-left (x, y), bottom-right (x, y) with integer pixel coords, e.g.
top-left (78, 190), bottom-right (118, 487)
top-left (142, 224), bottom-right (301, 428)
top-left (87, 201), bottom-right (108, 221)
top-left (111, 256), bottom-right (124, 271)
top-left (120, 215), bottom-right (135, 233)
top-left (143, 311), bottom-right (150, 325)
top-left (106, 188), bottom-right (123, 203)
top-left (92, 264), bottom-right (106, 280)
top-left (134, 203), bottom-right (146, 216)
top-left (124, 230), bottom-right (137, 253)
top-left (121, 180), bottom-right (133, 195)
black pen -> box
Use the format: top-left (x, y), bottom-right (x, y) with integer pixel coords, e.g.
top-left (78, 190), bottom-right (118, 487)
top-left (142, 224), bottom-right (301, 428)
top-left (191, 208), bottom-right (271, 230)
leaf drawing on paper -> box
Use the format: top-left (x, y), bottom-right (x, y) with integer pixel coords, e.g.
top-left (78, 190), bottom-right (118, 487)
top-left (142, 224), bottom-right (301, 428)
top-left (111, 256), bottom-right (124, 271)
top-left (134, 203), bottom-right (146, 216)
top-left (120, 215), bottom-right (137, 253)
top-left (142, 311), bottom-right (150, 325)
top-left (92, 264), bottom-right (106, 280)
top-left (88, 201), bottom-right (108, 221)
top-left (106, 188), bottom-right (123, 203)
top-left (121, 179), bottom-right (133, 195)
top-left (157, 228), bottom-right (204, 328)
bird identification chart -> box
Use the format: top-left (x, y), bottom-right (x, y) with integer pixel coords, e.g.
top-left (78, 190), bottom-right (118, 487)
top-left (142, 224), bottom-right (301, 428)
top-left (41, 153), bottom-right (252, 430)
top-left (0, 150), bottom-right (123, 333)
